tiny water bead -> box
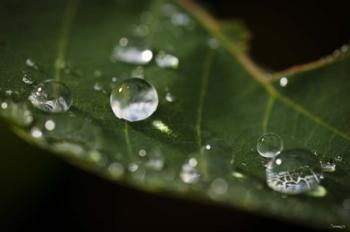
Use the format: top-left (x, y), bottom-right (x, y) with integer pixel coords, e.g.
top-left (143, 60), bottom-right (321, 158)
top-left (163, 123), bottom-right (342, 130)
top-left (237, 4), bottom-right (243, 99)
top-left (266, 149), bottom-right (323, 194)
top-left (111, 36), bottom-right (153, 65)
top-left (110, 78), bottom-right (158, 122)
top-left (320, 159), bottom-right (336, 173)
top-left (257, 133), bottom-right (283, 158)
top-left (180, 157), bottom-right (200, 184)
top-left (28, 80), bottom-right (72, 113)
top-left (155, 51), bottom-right (179, 69)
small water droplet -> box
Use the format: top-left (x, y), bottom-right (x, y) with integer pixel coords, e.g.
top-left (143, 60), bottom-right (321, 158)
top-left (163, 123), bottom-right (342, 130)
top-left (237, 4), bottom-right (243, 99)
top-left (128, 163), bottom-right (139, 172)
top-left (111, 77), bottom-right (118, 83)
top-left (207, 37), bottom-right (219, 49)
top-left (144, 150), bottom-right (164, 171)
top-left (131, 66), bottom-right (144, 78)
top-left (320, 159), bottom-right (336, 173)
top-left (52, 141), bottom-right (85, 156)
top-left (266, 149), bottom-right (322, 194)
top-left (335, 155), bottom-right (343, 162)
top-left (208, 178), bottom-right (228, 198)
top-left (138, 149), bottom-right (147, 157)
top-left (22, 74), bottom-right (34, 85)
top-left (25, 58), bottom-right (38, 69)
top-left (257, 133), bottom-right (283, 158)
top-left (93, 82), bottom-right (103, 91)
top-left (108, 162), bottom-right (124, 178)
top-left (279, 77), bottom-right (288, 87)
top-left (28, 80), bottom-right (72, 113)
top-left (31, 127), bottom-right (43, 138)
top-left (180, 158), bottom-right (200, 184)
top-left (232, 171), bottom-right (246, 179)
top-left (155, 51), bottom-right (179, 69)
top-left (111, 36), bottom-right (153, 65)
top-left (44, 119), bottom-right (56, 131)
top-left (0, 101), bottom-right (33, 126)
top-left (165, 92), bottom-right (175, 102)
top-left (110, 78), bottom-right (158, 122)
top-left (5, 89), bottom-right (13, 96)
top-left (94, 70), bottom-right (102, 77)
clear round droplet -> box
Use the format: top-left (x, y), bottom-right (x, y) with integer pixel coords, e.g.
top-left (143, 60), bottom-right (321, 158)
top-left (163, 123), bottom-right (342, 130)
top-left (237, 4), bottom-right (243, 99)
top-left (111, 36), bottom-right (153, 65)
top-left (28, 80), bottom-right (72, 113)
top-left (110, 78), bottom-right (158, 122)
top-left (266, 149), bottom-right (322, 194)
top-left (257, 133), bottom-right (283, 158)
top-left (155, 51), bottom-right (179, 69)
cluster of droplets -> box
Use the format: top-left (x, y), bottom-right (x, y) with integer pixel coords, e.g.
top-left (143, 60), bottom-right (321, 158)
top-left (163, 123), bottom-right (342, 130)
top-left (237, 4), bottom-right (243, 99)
top-left (257, 133), bottom-right (328, 195)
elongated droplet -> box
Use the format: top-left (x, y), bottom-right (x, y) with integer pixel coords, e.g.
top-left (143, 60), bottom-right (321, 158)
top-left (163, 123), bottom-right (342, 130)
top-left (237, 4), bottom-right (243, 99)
top-left (266, 149), bottom-right (322, 194)
top-left (110, 78), bottom-right (158, 122)
top-left (257, 133), bottom-right (283, 158)
top-left (111, 36), bottom-right (153, 65)
top-left (155, 51), bottom-right (179, 69)
top-left (28, 80), bottom-right (72, 113)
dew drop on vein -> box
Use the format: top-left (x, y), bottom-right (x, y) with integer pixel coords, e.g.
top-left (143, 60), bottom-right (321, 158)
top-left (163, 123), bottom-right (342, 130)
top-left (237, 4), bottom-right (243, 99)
top-left (110, 78), bottom-right (158, 122)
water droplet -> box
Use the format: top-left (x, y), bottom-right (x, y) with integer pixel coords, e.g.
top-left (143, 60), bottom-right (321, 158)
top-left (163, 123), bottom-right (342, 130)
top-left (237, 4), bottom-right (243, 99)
top-left (279, 77), bottom-right (288, 87)
top-left (266, 149), bottom-right (322, 194)
top-left (52, 141), bottom-right (85, 156)
top-left (108, 162), bottom-right (124, 178)
top-left (110, 78), bottom-right (158, 122)
top-left (155, 51), bottom-right (179, 69)
top-left (320, 159), bottom-right (336, 173)
top-left (151, 120), bottom-right (173, 135)
top-left (22, 74), bottom-right (34, 85)
top-left (180, 158), bottom-right (200, 184)
top-left (165, 92), bottom-right (175, 102)
top-left (44, 119), bottom-right (56, 131)
top-left (208, 178), bottom-right (228, 198)
top-left (5, 89), bottom-right (13, 96)
top-left (144, 150), bottom-right (164, 171)
top-left (25, 58), bottom-right (38, 69)
top-left (257, 133), bottom-right (283, 158)
top-left (111, 36), bottom-right (153, 65)
top-left (131, 66), bottom-right (144, 78)
top-left (207, 37), bottom-right (219, 49)
top-left (171, 12), bottom-right (191, 27)
top-left (335, 155), bottom-right (343, 162)
top-left (28, 80), bottom-right (72, 113)
top-left (94, 70), bottom-right (102, 77)
top-left (93, 82), bottom-right (103, 91)
top-left (232, 171), bottom-right (246, 179)
top-left (31, 127), bottom-right (43, 138)
top-left (111, 77), bottom-right (118, 83)
top-left (128, 163), bottom-right (139, 172)
top-left (138, 149), bottom-right (147, 157)
top-left (0, 101), bottom-right (34, 126)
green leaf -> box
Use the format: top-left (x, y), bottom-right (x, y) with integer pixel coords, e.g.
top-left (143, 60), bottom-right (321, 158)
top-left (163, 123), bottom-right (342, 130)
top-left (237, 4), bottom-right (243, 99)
top-left (1, 0), bottom-right (350, 229)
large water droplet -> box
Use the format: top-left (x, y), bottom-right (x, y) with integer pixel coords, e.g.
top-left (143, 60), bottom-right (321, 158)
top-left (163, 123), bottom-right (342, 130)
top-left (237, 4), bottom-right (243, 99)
top-left (28, 80), bottom-right (72, 113)
top-left (111, 36), bottom-right (153, 65)
top-left (155, 51), bottom-right (179, 69)
top-left (110, 78), bottom-right (158, 122)
top-left (266, 149), bottom-right (322, 194)
top-left (180, 157), bottom-right (200, 184)
top-left (257, 133), bottom-right (283, 158)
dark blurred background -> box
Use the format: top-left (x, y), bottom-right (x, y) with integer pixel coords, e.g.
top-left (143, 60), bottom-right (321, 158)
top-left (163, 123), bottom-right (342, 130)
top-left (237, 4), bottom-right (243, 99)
top-left (1, 1), bottom-right (350, 231)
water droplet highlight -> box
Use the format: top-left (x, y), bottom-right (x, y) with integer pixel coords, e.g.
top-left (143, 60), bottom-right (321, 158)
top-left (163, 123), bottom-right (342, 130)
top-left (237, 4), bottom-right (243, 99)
top-left (110, 78), bottom-right (158, 122)
top-left (28, 80), bottom-right (72, 113)
top-left (279, 77), bottom-right (288, 87)
top-left (320, 159), bottom-right (336, 173)
top-left (257, 133), bottom-right (283, 158)
top-left (266, 149), bottom-right (322, 194)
